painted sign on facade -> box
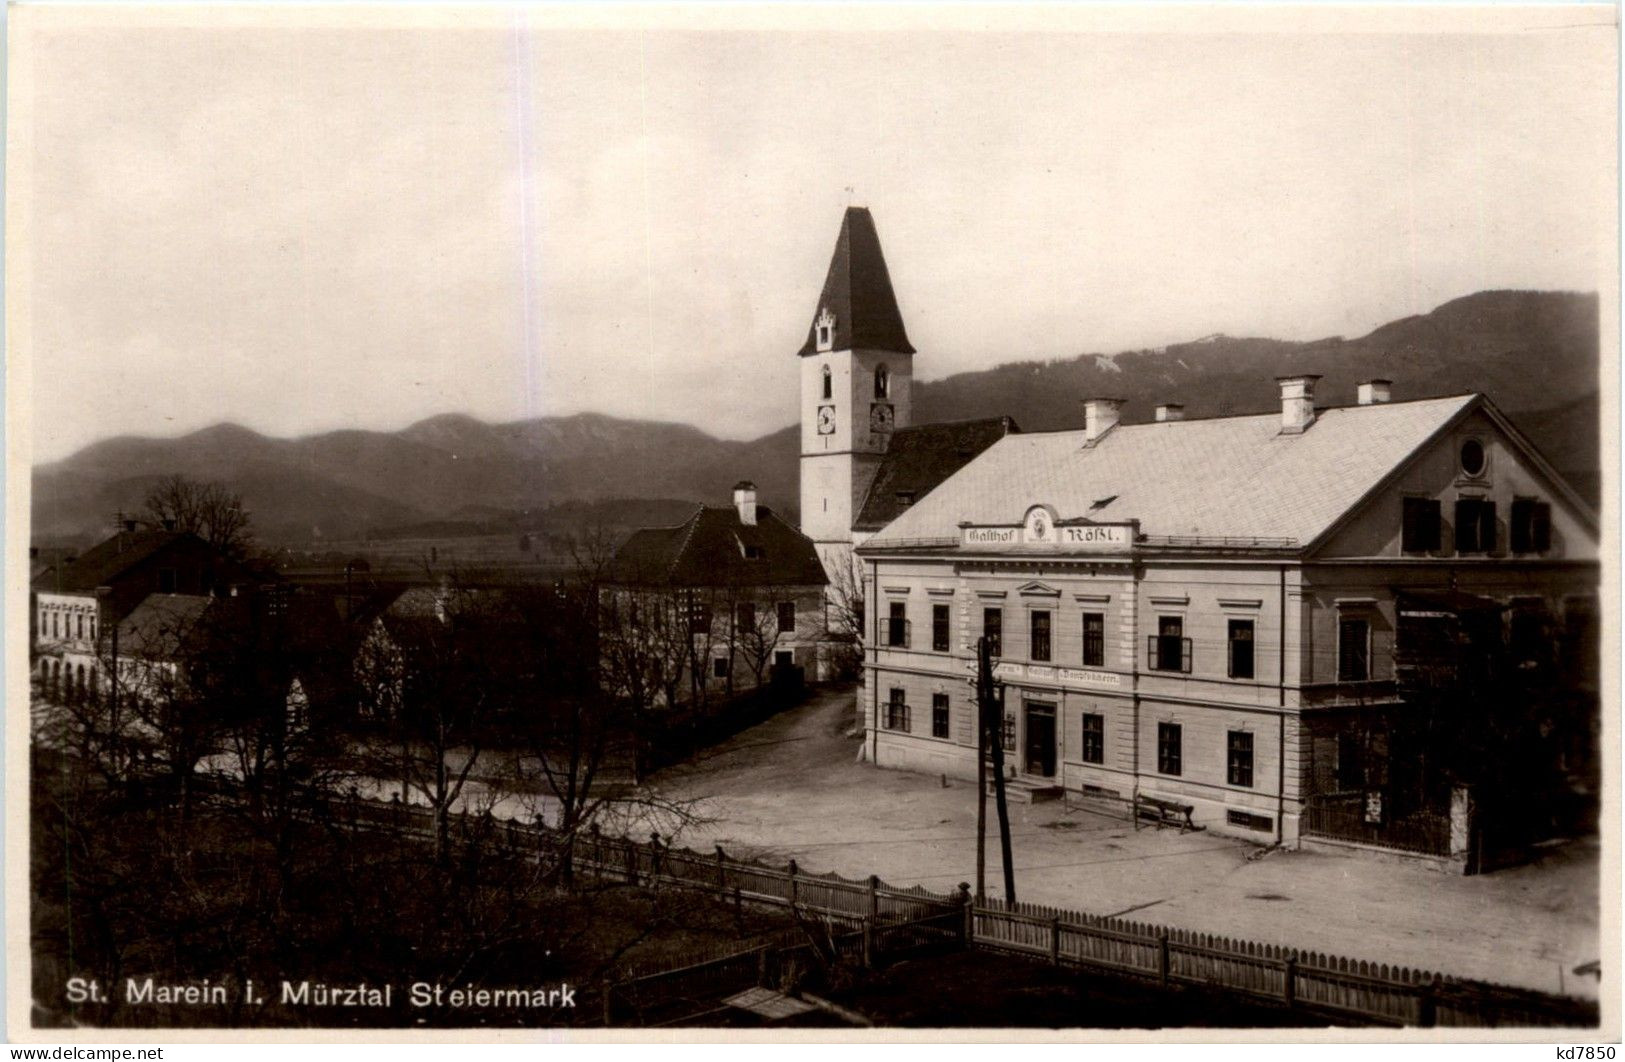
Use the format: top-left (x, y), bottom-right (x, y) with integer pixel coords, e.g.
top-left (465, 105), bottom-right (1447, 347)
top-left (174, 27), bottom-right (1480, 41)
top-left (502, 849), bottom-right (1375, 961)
top-left (960, 505), bottom-right (1135, 552)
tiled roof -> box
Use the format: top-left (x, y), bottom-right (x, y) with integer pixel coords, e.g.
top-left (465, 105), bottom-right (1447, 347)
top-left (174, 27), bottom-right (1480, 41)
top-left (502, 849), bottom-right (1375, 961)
top-left (854, 417), bottom-right (1020, 532)
top-left (32, 530), bottom-right (193, 593)
top-left (609, 506), bottom-right (827, 588)
top-left (115, 593), bottom-right (217, 659)
top-left (862, 395), bottom-right (1482, 550)
top-left (795, 207), bottom-right (915, 357)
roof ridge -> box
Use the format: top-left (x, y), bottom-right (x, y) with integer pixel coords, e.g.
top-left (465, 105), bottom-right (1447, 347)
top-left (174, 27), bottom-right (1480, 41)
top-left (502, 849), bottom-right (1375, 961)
top-left (666, 506), bottom-right (707, 580)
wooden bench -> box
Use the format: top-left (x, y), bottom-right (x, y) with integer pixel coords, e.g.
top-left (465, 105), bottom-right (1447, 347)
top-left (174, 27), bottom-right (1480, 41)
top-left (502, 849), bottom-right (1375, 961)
top-left (1134, 794), bottom-right (1201, 833)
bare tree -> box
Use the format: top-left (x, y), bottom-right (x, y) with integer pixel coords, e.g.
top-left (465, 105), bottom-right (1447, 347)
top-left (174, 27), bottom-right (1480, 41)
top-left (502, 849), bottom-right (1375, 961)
top-left (824, 551), bottom-right (867, 679)
top-left (734, 596), bottom-right (784, 688)
top-left (142, 473), bottom-right (253, 560)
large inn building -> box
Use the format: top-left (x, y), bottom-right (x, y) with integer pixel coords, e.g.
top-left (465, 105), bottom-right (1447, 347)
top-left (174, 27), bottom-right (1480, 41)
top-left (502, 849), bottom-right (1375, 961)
top-left (795, 208), bottom-right (1601, 853)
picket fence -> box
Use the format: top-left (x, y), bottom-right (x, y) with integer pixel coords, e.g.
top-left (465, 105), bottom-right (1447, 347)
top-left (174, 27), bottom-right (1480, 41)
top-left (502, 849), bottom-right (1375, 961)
top-left (315, 788), bottom-right (1597, 1028)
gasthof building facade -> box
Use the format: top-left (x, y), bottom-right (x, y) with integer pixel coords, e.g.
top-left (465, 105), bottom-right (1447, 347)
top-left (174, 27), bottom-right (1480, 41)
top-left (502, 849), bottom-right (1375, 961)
top-left (853, 381), bottom-right (1599, 848)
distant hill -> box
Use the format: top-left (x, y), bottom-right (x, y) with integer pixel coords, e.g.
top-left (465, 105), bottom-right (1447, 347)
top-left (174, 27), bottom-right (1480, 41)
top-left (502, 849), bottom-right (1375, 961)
top-left (33, 290), bottom-right (1599, 547)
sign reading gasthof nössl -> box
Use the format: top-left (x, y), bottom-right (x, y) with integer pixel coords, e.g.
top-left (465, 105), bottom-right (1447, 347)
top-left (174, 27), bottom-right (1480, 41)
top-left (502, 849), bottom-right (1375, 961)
top-left (960, 506), bottom-right (1135, 552)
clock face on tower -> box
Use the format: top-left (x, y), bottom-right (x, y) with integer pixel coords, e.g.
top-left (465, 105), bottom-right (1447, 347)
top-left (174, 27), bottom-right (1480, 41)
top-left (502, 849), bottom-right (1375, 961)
top-left (817, 405), bottom-right (836, 435)
top-left (870, 403), bottom-right (895, 433)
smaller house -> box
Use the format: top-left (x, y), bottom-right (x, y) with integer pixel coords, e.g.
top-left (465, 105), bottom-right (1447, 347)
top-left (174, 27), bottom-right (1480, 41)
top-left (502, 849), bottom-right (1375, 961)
top-left (603, 482), bottom-right (830, 706)
top-left (31, 522), bottom-right (246, 708)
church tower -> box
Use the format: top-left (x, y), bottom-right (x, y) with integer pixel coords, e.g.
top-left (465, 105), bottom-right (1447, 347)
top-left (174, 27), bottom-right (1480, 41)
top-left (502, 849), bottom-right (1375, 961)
top-left (798, 207), bottom-right (915, 583)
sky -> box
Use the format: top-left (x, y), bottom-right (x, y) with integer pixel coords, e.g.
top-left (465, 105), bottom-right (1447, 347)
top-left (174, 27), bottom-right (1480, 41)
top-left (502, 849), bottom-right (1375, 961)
top-left (12, 6), bottom-right (1617, 463)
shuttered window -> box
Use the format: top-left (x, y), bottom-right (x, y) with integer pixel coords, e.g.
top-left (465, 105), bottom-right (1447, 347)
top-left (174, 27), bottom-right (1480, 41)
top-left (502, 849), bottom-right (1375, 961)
top-left (1402, 497), bottom-right (1442, 553)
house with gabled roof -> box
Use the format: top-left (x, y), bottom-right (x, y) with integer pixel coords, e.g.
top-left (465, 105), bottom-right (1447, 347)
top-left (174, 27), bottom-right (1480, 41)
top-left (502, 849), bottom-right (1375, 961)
top-left (852, 374), bottom-right (1599, 858)
top-left (603, 483), bottom-right (830, 704)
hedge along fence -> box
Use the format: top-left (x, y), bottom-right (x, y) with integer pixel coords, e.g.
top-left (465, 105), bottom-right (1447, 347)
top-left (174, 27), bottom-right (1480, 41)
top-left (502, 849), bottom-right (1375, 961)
top-left (316, 786), bottom-right (1595, 1028)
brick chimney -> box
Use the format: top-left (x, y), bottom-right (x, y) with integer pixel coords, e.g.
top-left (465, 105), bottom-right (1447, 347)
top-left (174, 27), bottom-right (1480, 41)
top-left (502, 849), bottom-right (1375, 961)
top-left (1357, 379), bottom-right (1393, 405)
top-left (732, 480), bottom-right (758, 526)
top-left (1276, 375), bottom-right (1321, 434)
top-left (1082, 398), bottom-right (1125, 445)
top-left (1154, 403), bottom-right (1185, 423)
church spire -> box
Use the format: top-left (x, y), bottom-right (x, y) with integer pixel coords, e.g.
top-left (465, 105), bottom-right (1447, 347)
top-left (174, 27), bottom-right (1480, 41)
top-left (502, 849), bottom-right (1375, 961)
top-left (796, 206), bottom-right (916, 357)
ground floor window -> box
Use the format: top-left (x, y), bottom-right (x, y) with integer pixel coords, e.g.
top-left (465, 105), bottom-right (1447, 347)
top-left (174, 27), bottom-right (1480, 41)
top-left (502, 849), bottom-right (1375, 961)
top-left (1002, 713), bottom-right (1017, 751)
top-left (712, 656), bottom-right (729, 678)
top-left (931, 693), bottom-right (950, 738)
top-left (774, 649), bottom-right (794, 668)
top-left (1157, 722), bottom-right (1182, 776)
top-left (1227, 730), bottom-right (1254, 787)
top-left (884, 689), bottom-right (910, 732)
top-left (1081, 712), bottom-right (1104, 764)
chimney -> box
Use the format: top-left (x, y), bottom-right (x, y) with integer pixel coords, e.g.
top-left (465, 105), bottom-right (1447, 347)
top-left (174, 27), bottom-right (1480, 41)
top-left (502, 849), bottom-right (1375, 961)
top-left (1154, 403), bottom-right (1185, 423)
top-left (732, 480), bottom-right (758, 526)
top-left (1276, 375), bottom-right (1322, 434)
top-left (1357, 379), bottom-right (1393, 406)
top-left (1082, 398), bottom-right (1125, 445)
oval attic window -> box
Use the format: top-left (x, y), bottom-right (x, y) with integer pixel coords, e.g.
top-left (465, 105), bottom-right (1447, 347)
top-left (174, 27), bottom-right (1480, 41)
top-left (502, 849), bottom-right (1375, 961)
top-left (1460, 439), bottom-right (1486, 477)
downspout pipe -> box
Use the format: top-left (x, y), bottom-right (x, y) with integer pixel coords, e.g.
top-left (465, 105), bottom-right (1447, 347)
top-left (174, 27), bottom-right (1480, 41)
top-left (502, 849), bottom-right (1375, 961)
top-left (1277, 564), bottom-right (1287, 845)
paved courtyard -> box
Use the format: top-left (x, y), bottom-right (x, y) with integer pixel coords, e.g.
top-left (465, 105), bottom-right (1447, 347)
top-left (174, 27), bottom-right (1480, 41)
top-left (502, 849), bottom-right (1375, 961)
top-left (649, 684), bottom-right (1602, 1000)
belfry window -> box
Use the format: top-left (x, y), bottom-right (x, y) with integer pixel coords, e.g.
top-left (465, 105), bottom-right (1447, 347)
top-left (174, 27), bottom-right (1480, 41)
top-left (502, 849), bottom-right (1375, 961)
top-left (821, 365), bottom-right (832, 400)
top-left (874, 365), bottom-right (890, 400)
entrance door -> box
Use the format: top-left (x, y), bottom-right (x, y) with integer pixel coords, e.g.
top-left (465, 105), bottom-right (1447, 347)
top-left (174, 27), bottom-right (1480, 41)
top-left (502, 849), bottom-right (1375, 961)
top-left (1024, 702), bottom-right (1057, 778)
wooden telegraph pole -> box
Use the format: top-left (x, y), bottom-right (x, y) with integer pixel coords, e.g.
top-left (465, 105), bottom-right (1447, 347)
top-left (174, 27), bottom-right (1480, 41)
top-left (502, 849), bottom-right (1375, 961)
top-left (976, 636), bottom-right (1017, 903)
top-left (975, 639), bottom-right (988, 902)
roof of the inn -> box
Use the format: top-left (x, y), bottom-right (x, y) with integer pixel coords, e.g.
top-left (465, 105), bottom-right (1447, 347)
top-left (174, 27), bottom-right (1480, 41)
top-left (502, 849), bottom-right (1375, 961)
top-left (862, 394), bottom-right (1504, 551)
top-left (32, 529), bottom-right (197, 594)
top-left (116, 593), bottom-right (217, 659)
top-left (854, 416), bottom-right (1021, 532)
top-left (796, 207), bottom-right (915, 357)
top-left (609, 505), bottom-right (828, 588)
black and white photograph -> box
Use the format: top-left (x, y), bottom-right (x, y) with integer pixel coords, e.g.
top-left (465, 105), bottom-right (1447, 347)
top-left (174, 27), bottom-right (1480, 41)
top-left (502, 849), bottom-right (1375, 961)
top-left (6, 2), bottom-right (1618, 1042)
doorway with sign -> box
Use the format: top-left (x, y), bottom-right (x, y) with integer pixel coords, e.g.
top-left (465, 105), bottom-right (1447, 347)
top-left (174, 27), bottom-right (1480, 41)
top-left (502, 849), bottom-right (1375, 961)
top-left (1023, 701), bottom-right (1057, 778)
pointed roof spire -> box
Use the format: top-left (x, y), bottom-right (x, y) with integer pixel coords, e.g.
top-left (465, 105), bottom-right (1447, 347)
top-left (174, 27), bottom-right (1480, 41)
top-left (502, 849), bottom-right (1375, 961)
top-left (796, 206), bottom-right (916, 357)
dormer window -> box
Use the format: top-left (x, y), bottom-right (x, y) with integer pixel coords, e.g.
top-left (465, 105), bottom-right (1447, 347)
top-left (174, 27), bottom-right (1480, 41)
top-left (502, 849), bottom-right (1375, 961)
top-left (874, 364), bottom-right (890, 400)
top-left (895, 490), bottom-right (916, 508)
top-left (821, 365), bottom-right (832, 400)
top-left (815, 308), bottom-right (836, 352)
top-left (744, 544), bottom-right (765, 560)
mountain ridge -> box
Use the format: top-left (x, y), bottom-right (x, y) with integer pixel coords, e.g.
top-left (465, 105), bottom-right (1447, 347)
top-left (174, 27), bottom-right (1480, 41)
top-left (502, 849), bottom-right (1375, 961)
top-left (33, 289), bottom-right (1600, 546)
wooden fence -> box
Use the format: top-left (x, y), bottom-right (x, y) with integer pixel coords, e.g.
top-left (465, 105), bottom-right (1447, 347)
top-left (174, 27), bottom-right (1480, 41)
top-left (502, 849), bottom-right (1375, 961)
top-left (253, 783), bottom-right (1598, 1028)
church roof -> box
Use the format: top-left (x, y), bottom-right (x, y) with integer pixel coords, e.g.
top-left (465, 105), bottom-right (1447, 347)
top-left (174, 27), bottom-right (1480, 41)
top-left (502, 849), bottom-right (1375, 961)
top-left (854, 416), bottom-right (1021, 532)
top-left (609, 505), bottom-right (828, 588)
top-left (796, 207), bottom-right (916, 357)
top-left (861, 394), bottom-right (1488, 552)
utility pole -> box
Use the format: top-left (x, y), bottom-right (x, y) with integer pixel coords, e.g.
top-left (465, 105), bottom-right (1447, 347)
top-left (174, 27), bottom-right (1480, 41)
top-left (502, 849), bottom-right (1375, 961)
top-left (977, 636), bottom-right (1016, 903)
top-left (975, 638), bottom-right (988, 902)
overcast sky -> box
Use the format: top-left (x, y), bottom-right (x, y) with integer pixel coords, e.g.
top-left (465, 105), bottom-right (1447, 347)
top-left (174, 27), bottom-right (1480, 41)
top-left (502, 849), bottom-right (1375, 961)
top-left (13, 6), bottom-right (1616, 463)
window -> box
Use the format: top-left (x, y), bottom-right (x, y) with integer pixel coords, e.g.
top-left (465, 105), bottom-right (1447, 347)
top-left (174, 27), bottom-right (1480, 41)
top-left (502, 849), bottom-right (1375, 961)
top-left (737, 602), bottom-right (755, 632)
top-left (874, 364), bottom-right (890, 399)
top-left (1459, 438), bottom-right (1486, 477)
top-left (777, 600), bottom-right (796, 632)
top-left (1030, 610), bottom-right (1052, 662)
top-left (1455, 498), bottom-right (1496, 554)
top-left (884, 689), bottom-right (910, 732)
top-left (1157, 722), bottom-right (1182, 776)
top-left (158, 568), bottom-right (177, 593)
top-left (688, 600), bottom-right (712, 635)
top-left (1081, 713), bottom-right (1104, 764)
top-left (1511, 499), bottom-right (1553, 554)
top-left (76, 614), bottom-right (84, 640)
top-left (932, 604), bottom-right (950, 652)
top-left (1402, 497), bottom-right (1442, 553)
top-left (821, 365), bottom-right (832, 399)
top-left (887, 601), bottom-right (908, 648)
top-left (1509, 608), bottom-right (1544, 668)
top-left (1338, 618), bottom-right (1370, 681)
top-left (1082, 612), bottom-right (1105, 667)
top-left (932, 693), bottom-right (950, 738)
top-left (775, 650), bottom-right (794, 668)
top-left (1228, 620), bottom-right (1255, 679)
top-left (983, 608), bottom-right (1002, 657)
top-left (1149, 616), bottom-right (1191, 672)
top-left (52, 612), bottom-right (59, 639)
top-left (713, 656), bottom-right (730, 678)
top-left (1002, 714), bottom-right (1017, 751)
top-left (895, 490), bottom-right (916, 508)
top-left (1336, 733), bottom-right (1365, 791)
top-left (1227, 731), bottom-right (1254, 787)
top-left (743, 545), bottom-right (765, 560)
